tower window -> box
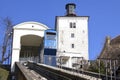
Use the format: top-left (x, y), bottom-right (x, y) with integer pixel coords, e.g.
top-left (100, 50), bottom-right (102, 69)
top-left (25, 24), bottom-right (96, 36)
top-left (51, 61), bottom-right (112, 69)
top-left (70, 22), bottom-right (72, 28)
top-left (73, 23), bottom-right (76, 28)
top-left (71, 44), bottom-right (74, 48)
top-left (83, 30), bottom-right (85, 33)
top-left (71, 33), bottom-right (75, 38)
top-left (70, 22), bottom-right (76, 28)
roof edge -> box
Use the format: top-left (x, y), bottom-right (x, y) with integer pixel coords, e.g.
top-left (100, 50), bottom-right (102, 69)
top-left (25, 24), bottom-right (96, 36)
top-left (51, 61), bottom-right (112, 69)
top-left (13, 21), bottom-right (49, 29)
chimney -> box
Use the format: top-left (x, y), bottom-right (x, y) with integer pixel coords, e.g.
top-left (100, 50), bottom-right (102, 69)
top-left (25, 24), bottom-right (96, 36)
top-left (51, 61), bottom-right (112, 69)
top-left (65, 3), bottom-right (76, 16)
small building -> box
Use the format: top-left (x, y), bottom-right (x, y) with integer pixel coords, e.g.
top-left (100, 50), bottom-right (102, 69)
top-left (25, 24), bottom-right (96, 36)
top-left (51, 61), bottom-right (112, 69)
top-left (99, 36), bottom-right (120, 60)
top-left (11, 21), bottom-right (49, 72)
top-left (44, 29), bottom-right (57, 66)
top-left (99, 36), bottom-right (120, 77)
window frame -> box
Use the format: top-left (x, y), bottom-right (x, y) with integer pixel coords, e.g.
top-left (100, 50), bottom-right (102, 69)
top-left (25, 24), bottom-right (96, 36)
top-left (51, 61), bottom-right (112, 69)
top-left (73, 23), bottom-right (76, 28)
top-left (70, 22), bottom-right (72, 28)
top-left (71, 44), bottom-right (74, 48)
top-left (71, 33), bottom-right (75, 38)
top-left (69, 22), bottom-right (76, 28)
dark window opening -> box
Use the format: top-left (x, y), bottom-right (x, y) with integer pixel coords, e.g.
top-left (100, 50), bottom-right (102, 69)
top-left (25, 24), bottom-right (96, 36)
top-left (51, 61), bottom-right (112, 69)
top-left (70, 22), bottom-right (76, 28)
top-left (73, 23), bottom-right (76, 28)
top-left (46, 32), bottom-right (56, 35)
top-left (71, 33), bottom-right (74, 38)
top-left (72, 44), bottom-right (74, 48)
top-left (70, 22), bottom-right (72, 28)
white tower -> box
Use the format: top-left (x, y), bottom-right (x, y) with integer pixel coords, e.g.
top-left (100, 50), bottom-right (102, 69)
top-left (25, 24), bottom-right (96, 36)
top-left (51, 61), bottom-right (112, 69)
top-left (56, 3), bottom-right (89, 68)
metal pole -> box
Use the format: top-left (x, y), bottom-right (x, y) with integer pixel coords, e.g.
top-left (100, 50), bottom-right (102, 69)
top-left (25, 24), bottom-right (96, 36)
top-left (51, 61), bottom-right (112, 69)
top-left (43, 55), bottom-right (45, 64)
top-left (8, 50), bottom-right (9, 64)
top-left (24, 51), bottom-right (25, 62)
top-left (49, 55), bottom-right (51, 66)
top-left (78, 57), bottom-right (80, 73)
top-left (98, 59), bottom-right (101, 78)
top-left (59, 57), bottom-right (62, 68)
top-left (68, 57), bottom-right (69, 68)
top-left (106, 60), bottom-right (108, 80)
top-left (81, 57), bottom-right (83, 75)
top-left (61, 57), bottom-right (62, 69)
top-left (75, 57), bottom-right (77, 72)
top-left (110, 60), bottom-right (112, 80)
top-left (59, 57), bottom-right (61, 68)
top-left (77, 58), bottom-right (79, 73)
top-left (114, 60), bottom-right (116, 80)
top-left (48, 55), bottom-right (49, 65)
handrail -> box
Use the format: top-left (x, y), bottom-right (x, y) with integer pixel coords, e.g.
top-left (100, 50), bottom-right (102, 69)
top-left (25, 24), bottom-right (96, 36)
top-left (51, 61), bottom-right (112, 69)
top-left (15, 62), bottom-right (33, 80)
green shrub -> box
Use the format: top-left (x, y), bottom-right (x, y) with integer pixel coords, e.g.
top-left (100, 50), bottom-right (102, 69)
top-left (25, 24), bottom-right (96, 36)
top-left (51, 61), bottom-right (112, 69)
top-left (0, 67), bottom-right (9, 80)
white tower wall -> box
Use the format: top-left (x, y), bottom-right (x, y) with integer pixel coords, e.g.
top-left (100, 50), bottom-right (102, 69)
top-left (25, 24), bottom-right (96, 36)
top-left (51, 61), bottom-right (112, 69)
top-left (56, 17), bottom-right (89, 68)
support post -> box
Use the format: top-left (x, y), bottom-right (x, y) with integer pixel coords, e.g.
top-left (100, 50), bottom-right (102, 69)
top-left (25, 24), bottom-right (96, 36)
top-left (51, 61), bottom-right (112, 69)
top-left (114, 60), bottom-right (116, 80)
top-left (105, 60), bottom-right (108, 80)
top-left (98, 59), bottom-right (101, 78)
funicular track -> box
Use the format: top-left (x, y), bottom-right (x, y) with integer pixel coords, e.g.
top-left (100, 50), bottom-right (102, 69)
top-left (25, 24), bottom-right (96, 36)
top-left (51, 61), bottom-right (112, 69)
top-left (15, 61), bottom-right (120, 80)
top-left (27, 61), bottom-right (88, 80)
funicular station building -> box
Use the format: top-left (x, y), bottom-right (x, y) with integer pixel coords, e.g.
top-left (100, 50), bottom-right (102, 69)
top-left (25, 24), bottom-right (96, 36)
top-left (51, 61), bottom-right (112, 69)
top-left (11, 22), bottom-right (49, 72)
top-left (10, 3), bottom-right (89, 72)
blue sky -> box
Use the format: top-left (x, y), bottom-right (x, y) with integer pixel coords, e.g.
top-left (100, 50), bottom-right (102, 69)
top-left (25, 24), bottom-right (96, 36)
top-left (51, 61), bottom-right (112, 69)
top-left (0, 0), bottom-right (120, 60)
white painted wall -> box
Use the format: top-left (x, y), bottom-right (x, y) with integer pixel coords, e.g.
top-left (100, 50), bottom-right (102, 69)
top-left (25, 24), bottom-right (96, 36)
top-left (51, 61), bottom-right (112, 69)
top-left (56, 17), bottom-right (89, 68)
top-left (11, 21), bottom-right (49, 72)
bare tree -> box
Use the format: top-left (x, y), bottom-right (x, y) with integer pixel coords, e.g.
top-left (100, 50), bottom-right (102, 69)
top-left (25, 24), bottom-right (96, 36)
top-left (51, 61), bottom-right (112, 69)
top-left (0, 17), bottom-right (13, 64)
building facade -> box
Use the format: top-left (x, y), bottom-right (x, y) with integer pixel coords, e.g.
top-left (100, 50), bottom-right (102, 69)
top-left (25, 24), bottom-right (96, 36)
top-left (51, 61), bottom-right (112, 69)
top-left (56, 3), bottom-right (89, 68)
top-left (11, 21), bottom-right (49, 72)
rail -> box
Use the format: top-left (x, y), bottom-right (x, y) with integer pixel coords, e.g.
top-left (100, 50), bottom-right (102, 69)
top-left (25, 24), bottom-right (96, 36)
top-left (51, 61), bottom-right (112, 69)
top-left (28, 61), bottom-right (87, 80)
top-left (61, 66), bottom-right (120, 80)
top-left (15, 62), bottom-right (47, 80)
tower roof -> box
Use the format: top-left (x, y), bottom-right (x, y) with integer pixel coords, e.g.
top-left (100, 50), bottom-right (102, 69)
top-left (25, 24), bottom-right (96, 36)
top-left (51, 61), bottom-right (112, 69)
top-left (65, 3), bottom-right (76, 9)
top-left (65, 3), bottom-right (76, 16)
